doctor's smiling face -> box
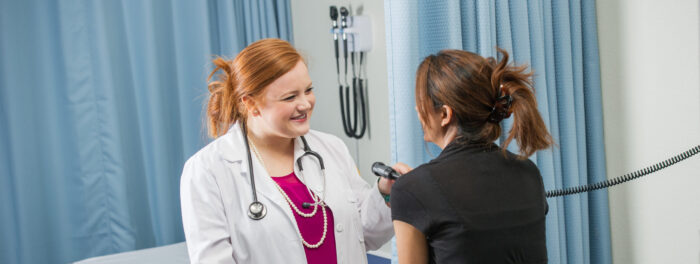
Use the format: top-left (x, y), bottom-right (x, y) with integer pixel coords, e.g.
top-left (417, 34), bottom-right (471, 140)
top-left (249, 60), bottom-right (315, 139)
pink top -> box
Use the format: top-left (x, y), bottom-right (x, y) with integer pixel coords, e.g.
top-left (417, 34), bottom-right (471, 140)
top-left (271, 172), bottom-right (337, 264)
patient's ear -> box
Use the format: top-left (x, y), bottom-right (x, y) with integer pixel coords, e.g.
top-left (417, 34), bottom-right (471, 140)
top-left (440, 105), bottom-right (454, 127)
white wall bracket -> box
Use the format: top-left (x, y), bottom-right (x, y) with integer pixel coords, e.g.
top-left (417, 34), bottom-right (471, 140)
top-left (331, 15), bottom-right (372, 52)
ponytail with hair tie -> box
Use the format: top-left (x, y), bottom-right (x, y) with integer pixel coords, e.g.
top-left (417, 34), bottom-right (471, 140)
top-left (414, 47), bottom-right (552, 158)
top-left (487, 84), bottom-right (513, 123)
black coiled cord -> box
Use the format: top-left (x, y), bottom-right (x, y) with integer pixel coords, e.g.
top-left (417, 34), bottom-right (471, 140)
top-left (545, 145), bottom-right (700, 198)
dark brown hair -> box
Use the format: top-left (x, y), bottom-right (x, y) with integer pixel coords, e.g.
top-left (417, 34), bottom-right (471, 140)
top-left (415, 48), bottom-right (552, 158)
top-left (206, 38), bottom-right (303, 138)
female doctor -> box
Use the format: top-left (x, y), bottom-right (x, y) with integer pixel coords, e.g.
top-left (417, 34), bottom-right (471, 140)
top-left (180, 38), bottom-right (394, 264)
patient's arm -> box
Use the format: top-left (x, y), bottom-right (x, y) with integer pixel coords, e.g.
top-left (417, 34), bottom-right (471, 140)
top-left (393, 220), bottom-right (428, 264)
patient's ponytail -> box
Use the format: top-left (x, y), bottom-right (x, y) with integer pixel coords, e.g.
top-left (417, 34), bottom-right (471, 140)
top-left (490, 49), bottom-right (553, 157)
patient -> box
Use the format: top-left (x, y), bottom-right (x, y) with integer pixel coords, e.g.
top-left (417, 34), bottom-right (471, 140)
top-left (391, 48), bottom-right (552, 263)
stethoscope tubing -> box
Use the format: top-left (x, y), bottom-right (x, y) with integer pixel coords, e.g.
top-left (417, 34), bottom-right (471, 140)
top-left (242, 123), bottom-right (325, 220)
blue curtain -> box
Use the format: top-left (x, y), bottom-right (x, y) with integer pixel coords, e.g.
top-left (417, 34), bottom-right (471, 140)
top-left (0, 0), bottom-right (292, 263)
top-left (384, 0), bottom-right (612, 263)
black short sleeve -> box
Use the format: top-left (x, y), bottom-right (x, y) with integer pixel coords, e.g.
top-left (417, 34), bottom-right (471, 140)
top-left (387, 143), bottom-right (548, 263)
top-left (390, 177), bottom-right (431, 235)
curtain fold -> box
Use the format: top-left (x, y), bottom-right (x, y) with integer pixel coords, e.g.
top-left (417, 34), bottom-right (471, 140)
top-left (385, 0), bottom-right (612, 263)
top-left (0, 1), bottom-right (292, 263)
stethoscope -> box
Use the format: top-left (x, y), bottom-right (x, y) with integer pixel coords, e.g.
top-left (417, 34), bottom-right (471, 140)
top-left (242, 122), bottom-right (326, 220)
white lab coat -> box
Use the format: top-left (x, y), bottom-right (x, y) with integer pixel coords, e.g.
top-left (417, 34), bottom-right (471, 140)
top-left (180, 123), bottom-right (394, 264)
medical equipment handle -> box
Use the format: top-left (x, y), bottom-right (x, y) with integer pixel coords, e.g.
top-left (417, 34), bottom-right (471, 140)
top-left (371, 162), bottom-right (401, 180)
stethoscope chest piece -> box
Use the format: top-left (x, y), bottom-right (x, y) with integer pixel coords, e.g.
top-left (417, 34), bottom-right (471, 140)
top-left (241, 123), bottom-right (324, 221)
top-left (248, 201), bottom-right (267, 220)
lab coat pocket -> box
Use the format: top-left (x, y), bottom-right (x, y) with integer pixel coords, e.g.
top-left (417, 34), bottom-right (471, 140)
top-left (345, 189), bottom-right (361, 211)
top-left (344, 190), bottom-right (365, 243)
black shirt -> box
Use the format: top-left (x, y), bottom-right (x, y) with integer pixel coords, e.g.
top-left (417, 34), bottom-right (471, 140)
top-left (391, 141), bottom-right (548, 264)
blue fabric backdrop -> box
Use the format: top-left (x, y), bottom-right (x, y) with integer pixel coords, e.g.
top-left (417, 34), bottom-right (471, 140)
top-left (384, 0), bottom-right (612, 263)
top-left (0, 0), bottom-right (292, 263)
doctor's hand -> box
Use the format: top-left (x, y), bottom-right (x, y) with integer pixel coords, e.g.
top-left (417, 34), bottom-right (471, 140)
top-left (377, 176), bottom-right (395, 207)
top-left (391, 162), bottom-right (413, 175)
top-left (377, 162), bottom-right (413, 207)
top-left (378, 176), bottom-right (395, 197)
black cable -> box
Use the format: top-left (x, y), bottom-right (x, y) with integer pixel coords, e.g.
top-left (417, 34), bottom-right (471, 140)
top-left (355, 76), bottom-right (367, 138)
top-left (334, 41), bottom-right (339, 75)
top-left (339, 84), bottom-right (352, 137)
top-left (344, 83), bottom-right (354, 134)
top-left (343, 37), bottom-right (348, 78)
top-left (350, 50), bottom-right (358, 135)
top-left (331, 6), bottom-right (352, 137)
top-left (545, 145), bottom-right (700, 197)
top-left (351, 50), bottom-right (356, 77)
top-left (359, 52), bottom-right (364, 79)
top-left (338, 7), bottom-right (355, 138)
top-left (351, 77), bottom-right (358, 133)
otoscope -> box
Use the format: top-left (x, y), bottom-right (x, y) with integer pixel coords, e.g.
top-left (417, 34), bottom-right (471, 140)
top-left (372, 162), bottom-right (401, 180)
top-left (329, 6), bottom-right (339, 75)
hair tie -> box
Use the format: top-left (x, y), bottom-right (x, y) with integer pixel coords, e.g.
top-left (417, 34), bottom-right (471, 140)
top-left (487, 85), bottom-right (513, 123)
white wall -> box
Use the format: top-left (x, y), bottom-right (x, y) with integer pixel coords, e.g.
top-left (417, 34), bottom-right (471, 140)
top-left (289, 0), bottom-right (393, 256)
top-left (597, 0), bottom-right (700, 263)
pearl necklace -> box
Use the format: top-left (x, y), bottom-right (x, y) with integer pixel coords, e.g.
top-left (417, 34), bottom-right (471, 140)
top-left (248, 137), bottom-right (328, 248)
